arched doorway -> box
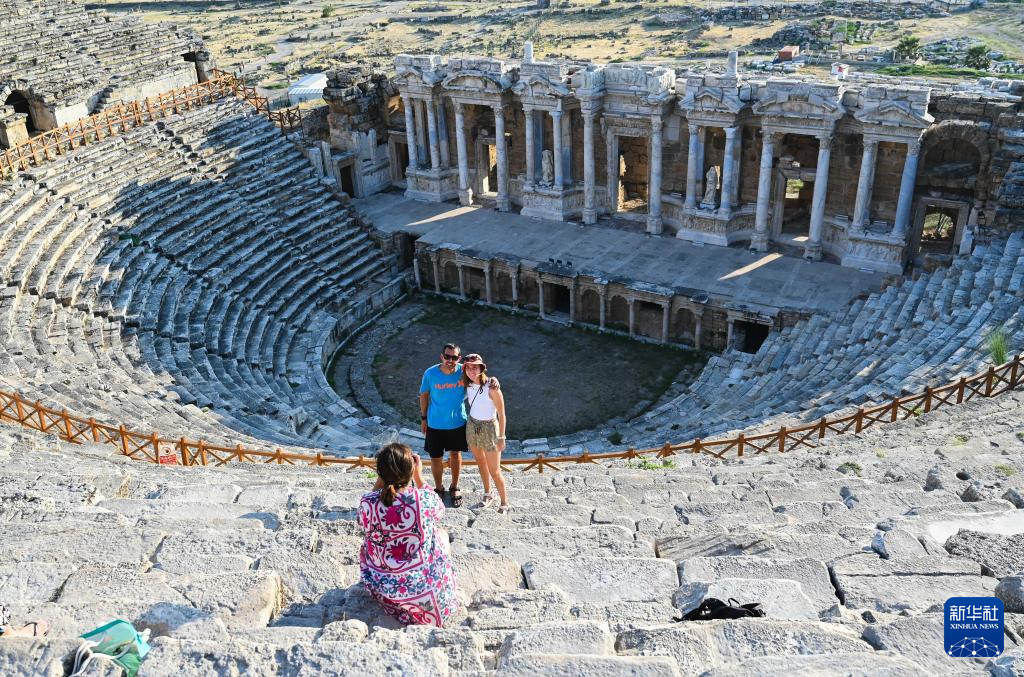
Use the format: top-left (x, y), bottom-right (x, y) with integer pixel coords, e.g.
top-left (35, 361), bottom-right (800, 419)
top-left (4, 91), bottom-right (36, 132)
top-left (673, 308), bottom-right (697, 346)
top-left (607, 295), bottom-right (629, 332)
top-left (578, 288), bottom-right (601, 326)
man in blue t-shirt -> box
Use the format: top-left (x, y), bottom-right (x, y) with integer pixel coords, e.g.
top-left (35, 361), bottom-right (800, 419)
top-left (419, 342), bottom-right (468, 506)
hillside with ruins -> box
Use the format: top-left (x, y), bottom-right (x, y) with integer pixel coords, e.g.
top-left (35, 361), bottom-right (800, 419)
top-left (1, 0), bottom-right (1024, 674)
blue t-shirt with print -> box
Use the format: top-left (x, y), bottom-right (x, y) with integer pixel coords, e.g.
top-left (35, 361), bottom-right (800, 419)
top-left (420, 364), bottom-right (467, 430)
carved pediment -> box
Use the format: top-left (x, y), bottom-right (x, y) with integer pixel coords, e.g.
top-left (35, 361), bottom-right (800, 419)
top-left (855, 100), bottom-right (933, 129)
top-left (394, 64), bottom-right (445, 88)
top-left (513, 74), bottom-right (570, 99)
top-left (753, 89), bottom-right (844, 121)
top-left (442, 71), bottom-right (510, 94)
top-left (683, 86), bottom-right (744, 114)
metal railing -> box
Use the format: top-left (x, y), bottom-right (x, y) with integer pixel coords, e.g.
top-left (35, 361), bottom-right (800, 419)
top-left (0, 354), bottom-right (1019, 473)
top-left (1, 71), bottom-right (303, 180)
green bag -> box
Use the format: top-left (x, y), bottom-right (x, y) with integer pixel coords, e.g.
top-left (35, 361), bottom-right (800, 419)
top-left (71, 619), bottom-right (151, 677)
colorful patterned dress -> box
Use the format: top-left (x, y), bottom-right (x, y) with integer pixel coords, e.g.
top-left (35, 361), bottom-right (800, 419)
top-left (358, 486), bottom-right (458, 627)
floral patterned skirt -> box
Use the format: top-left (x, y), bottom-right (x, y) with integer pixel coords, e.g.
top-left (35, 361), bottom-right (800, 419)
top-left (360, 548), bottom-right (459, 627)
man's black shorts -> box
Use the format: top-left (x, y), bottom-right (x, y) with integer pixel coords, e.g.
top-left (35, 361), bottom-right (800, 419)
top-left (424, 425), bottom-right (468, 458)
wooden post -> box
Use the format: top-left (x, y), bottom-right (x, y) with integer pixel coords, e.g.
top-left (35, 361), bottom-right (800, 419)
top-left (35, 400), bottom-right (46, 431)
top-left (890, 397), bottom-right (900, 422)
top-left (923, 386), bottom-right (933, 413)
top-left (818, 416), bottom-right (828, 440)
top-left (854, 408), bottom-right (864, 433)
top-left (62, 410), bottom-right (74, 441)
top-left (693, 438), bottom-right (702, 455)
top-left (778, 426), bottom-right (787, 453)
top-left (119, 425), bottom-right (130, 456)
top-left (178, 437), bottom-right (189, 466)
top-left (88, 417), bottom-right (99, 442)
top-left (1010, 355), bottom-right (1021, 389)
top-left (984, 366), bottom-right (995, 397)
top-left (736, 433), bottom-right (744, 458)
top-left (151, 432), bottom-right (161, 463)
top-left (956, 376), bottom-right (967, 404)
top-left (197, 440), bottom-right (207, 465)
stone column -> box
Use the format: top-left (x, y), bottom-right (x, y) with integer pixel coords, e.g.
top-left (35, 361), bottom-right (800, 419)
top-left (726, 318), bottom-right (735, 350)
top-left (483, 263), bottom-right (493, 304)
top-left (685, 123), bottom-right (700, 209)
top-left (493, 103), bottom-right (510, 212)
top-left (413, 256), bottom-right (422, 288)
top-left (893, 139), bottom-right (921, 240)
top-left (551, 110), bottom-right (564, 188)
top-left (647, 116), bottom-right (664, 235)
top-left (583, 110), bottom-right (597, 224)
top-left (430, 252), bottom-right (441, 293)
top-left (436, 99), bottom-right (450, 167)
top-left (454, 102), bottom-right (472, 206)
top-left (457, 263), bottom-right (466, 299)
top-left (851, 137), bottom-right (878, 234)
top-left (414, 99), bottom-right (428, 168)
top-left (538, 281), bottom-right (546, 318)
top-left (425, 96), bottom-right (441, 171)
top-left (627, 298), bottom-right (636, 338)
top-left (694, 311), bottom-right (703, 350)
top-left (661, 301), bottom-right (670, 344)
top-left (718, 126), bottom-right (739, 217)
top-left (806, 133), bottom-right (832, 261)
top-left (523, 105), bottom-right (536, 186)
top-left (511, 270), bottom-right (519, 308)
top-left (568, 281), bottom-right (576, 323)
top-left (402, 95), bottom-right (418, 170)
top-left (695, 127), bottom-right (706, 198)
top-left (606, 133), bottom-right (618, 215)
top-left (598, 287), bottom-right (606, 329)
top-left (752, 129), bottom-right (775, 251)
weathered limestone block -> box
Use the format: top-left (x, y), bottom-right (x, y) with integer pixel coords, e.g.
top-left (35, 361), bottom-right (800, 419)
top-left (467, 590), bottom-right (571, 630)
top-left (989, 648), bottom-right (1024, 677)
top-left (141, 637), bottom-right (450, 676)
top-left (675, 500), bottom-right (789, 528)
top-left (863, 613), bottom-right (989, 675)
top-left (996, 575), bottom-right (1024, 613)
top-left (944, 530), bottom-right (1024, 577)
top-left (4, 522), bottom-right (164, 566)
top-left (616, 620), bottom-right (873, 677)
top-left (674, 578), bottom-right (818, 621)
top-left (871, 528), bottom-right (927, 559)
top-left (570, 600), bottom-right (680, 631)
top-left (678, 556), bottom-right (839, 618)
top-left (498, 620), bottom-right (614, 666)
top-left (135, 602), bottom-right (230, 641)
top-left (500, 653), bottom-right (680, 676)
top-left (0, 564), bottom-right (72, 604)
top-left (523, 557), bottom-right (678, 604)
top-left (153, 483), bottom-right (242, 503)
top-left (455, 525), bottom-right (651, 562)
top-left (317, 619), bottom-right (369, 643)
top-left (170, 571), bottom-right (283, 630)
top-left (829, 555), bottom-right (996, 613)
top-left (657, 529), bottom-right (863, 564)
top-left (0, 637), bottom-right (83, 677)
top-left (451, 552), bottom-right (523, 602)
top-left (700, 651), bottom-right (929, 676)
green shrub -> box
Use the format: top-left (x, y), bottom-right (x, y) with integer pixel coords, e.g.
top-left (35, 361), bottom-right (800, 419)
top-left (952, 433), bottom-right (969, 446)
top-left (838, 461), bottom-right (862, 477)
top-left (994, 463), bottom-right (1017, 477)
top-left (989, 328), bottom-right (1009, 365)
top-left (607, 431), bottom-right (623, 445)
top-left (874, 448), bottom-right (887, 459)
top-left (628, 457), bottom-right (676, 470)
top-left (321, 5), bottom-right (336, 17)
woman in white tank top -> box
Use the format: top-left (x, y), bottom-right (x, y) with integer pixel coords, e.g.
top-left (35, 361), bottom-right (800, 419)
top-left (461, 353), bottom-right (509, 514)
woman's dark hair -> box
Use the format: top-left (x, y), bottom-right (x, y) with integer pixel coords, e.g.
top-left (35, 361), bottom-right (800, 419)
top-left (377, 442), bottom-right (414, 506)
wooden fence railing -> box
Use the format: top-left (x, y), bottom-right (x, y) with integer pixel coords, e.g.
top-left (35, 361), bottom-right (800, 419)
top-left (0, 354), bottom-right (1020, 473)
top-left (1, 71), bottom-right (303, 180)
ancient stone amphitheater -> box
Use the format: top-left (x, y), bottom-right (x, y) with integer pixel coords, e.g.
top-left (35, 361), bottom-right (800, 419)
top-left (1, 3), bottom-right (1024, 675)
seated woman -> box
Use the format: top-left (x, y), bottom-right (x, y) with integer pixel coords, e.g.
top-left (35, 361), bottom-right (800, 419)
top-left (358, 443), bottom-right (458, 627)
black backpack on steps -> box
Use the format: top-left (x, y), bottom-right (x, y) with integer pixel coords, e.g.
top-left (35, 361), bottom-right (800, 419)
top-left (677, 597), bottom-right (766, 621)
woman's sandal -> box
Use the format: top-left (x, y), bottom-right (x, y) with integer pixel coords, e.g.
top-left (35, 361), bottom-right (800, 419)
top-left (2, 620), bottom-right (50, 638)
top-left (472, 493), bottom-right (496, 510)
top-left (497, 503), bottom-right (511, 515)
top-left (449, 487), bottom-right (464, 508)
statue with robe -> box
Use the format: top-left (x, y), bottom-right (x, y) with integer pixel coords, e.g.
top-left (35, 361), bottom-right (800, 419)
top-left (702, 166), bottom-right (719, 208)
top-left (541, 149), bottom-right (554, 187)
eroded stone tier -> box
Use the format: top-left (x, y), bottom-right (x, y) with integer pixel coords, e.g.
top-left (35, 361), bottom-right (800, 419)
top-left (0, 0), bottom-right (208, 131)
top-left (331, 51), bottom-right (1024, 275)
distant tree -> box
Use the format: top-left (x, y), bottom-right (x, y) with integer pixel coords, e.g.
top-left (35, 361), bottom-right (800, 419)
top-left (321, 5), bottom-right (335, 18)
top-left (894, 35), bottom-right (922, 62)
top-left (964, 44), bottom-right (991, 70)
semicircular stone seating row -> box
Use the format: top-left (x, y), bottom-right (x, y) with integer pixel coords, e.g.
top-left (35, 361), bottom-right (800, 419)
top-left (0, 98), bottom-right (394, 453)
top-left (0, 0), bottom-right (196, 109)
top-left (617, 231), bottom-right (1024, 450)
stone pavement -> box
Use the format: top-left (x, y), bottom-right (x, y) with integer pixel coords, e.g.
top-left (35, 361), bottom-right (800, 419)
top-left (355, 193), bottom-right (884, 316)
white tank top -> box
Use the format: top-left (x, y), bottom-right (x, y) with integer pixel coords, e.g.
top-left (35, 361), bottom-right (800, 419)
top-left (466, 382), bottom-right (497, 421)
